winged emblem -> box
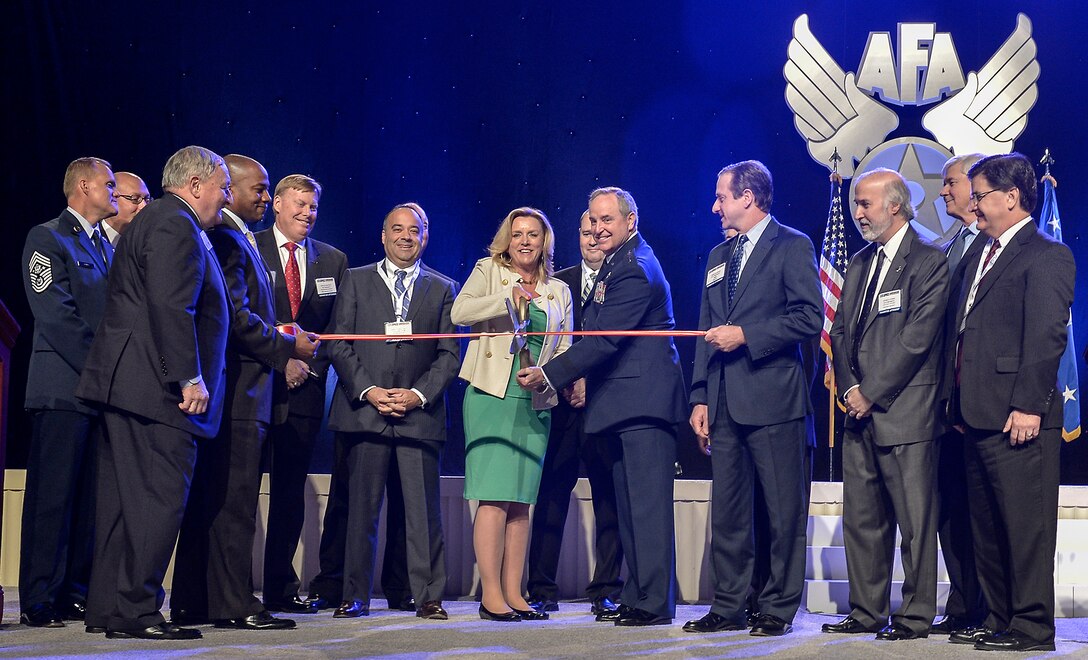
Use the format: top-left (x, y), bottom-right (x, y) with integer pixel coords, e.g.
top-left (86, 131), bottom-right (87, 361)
top-left (506, 297), bottom-right (528, 356)
top-left (922, 13), bottom-right (1039, 155)
top-left (784, 14), bottom-right (899, 178)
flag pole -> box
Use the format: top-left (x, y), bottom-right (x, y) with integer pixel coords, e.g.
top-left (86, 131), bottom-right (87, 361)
top-left (826, 147), bottom-right (843, 482)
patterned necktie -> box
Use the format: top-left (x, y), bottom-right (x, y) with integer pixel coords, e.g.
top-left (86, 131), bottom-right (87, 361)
top-left (727, 234), bottom-right (748, 302)
top-left (852, 248), bottom-right (885, 374)
top-left (245, 230), bottom-right (259, 252)
top-left (285, 242), bottom-right (301, 320)
top-left (581, 270), bottom-right (596, 305)
top-left (394, 269), bottom-right (410, 320)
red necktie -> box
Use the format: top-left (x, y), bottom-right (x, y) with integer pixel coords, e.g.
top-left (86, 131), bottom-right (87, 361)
top-left (285, 242), bottom-right (301, 320)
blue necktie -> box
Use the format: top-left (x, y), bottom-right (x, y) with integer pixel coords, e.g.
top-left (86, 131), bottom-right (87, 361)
top-left (394, 269), bottom-right (410, 320)
top-left (727, 234), bottom-right (748, 302)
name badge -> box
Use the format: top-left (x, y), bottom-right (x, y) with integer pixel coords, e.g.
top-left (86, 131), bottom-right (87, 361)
top-left (315, 277), bottom-right (337, 296)
top-left (200, 231), bottom-right (213, 252)
top-left (877, 290), bottom-right (902, 314)
top-left (706, 263), bottom-right (726, 287)
top-left (385, 320), bottom-right (413, 343)
top-left (593, 282), bottom-right (606, 304)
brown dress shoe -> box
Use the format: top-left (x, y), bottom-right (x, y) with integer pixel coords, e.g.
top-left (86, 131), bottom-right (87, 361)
top-left (416, 600), bottom-right (448, 620)
top-left (334, 600), bottom-right (369, 618)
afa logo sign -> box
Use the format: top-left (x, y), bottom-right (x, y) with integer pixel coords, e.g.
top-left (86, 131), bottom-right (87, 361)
top-left (784, 14), bottom-right (1039, 243)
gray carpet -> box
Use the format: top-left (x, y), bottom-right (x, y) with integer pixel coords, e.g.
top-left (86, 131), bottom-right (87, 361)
top-left (2, 599), bottom-right (1087, 658)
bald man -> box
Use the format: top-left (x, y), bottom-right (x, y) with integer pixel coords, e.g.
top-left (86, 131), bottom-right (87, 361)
top-left (170, 155), bottom-right (316, 631)
top-left (101, 172), bottom-right (151, 244)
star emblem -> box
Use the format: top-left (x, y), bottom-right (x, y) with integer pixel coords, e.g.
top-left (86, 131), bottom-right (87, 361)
top-left (1063, 386), bottom-right (1077, 404)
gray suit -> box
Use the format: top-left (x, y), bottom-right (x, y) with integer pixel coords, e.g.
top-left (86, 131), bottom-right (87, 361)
top-left (326, 261), bottom-right (459, 605)
top-left (829, 225), bottom-right (949, 634)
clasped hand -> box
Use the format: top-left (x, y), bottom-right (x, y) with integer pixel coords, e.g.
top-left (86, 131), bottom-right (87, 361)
top-left (366, 387), bottom-right (422, 418)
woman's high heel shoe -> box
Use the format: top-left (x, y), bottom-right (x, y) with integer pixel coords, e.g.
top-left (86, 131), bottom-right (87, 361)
top-left (479, 605), bottom-right (521, 622)
top-left (513, 607), bottom-right (549, 620)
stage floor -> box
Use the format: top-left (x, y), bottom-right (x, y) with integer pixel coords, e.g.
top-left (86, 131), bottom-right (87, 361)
top-left (2, 597), bottom-right (1087, 659)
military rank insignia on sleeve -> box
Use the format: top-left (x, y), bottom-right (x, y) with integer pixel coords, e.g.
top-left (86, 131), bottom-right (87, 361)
top-left (29, 251), bottom-right (52, 293)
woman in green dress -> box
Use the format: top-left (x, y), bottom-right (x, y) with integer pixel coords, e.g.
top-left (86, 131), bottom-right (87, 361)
top-left (451, 207), bottom-right (573, 621)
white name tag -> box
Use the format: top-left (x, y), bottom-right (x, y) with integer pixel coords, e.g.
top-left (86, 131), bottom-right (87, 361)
top-left (877, 289), bottom-right (902, 314)
top-left (385, 320), bottom-right (412, 342)
top-left (706, 263), bottom-right (727, 287)
top-left (200, 231), bottom-right (213, 252)
top-left (315, 277), bottom-right (337, 296)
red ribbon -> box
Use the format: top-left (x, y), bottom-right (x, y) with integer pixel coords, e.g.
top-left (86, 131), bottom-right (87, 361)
top-left (317, 329), bottom-right (706, 341)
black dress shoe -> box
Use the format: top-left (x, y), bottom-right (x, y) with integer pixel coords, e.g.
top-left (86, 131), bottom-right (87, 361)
top-left (683, 611), bottom-right (746, 633)
top-left (746, 608), bottom-right (760, 628)
top-left (384, 596), bottom-right (415, 611)
top-left (479, 605), bottom-right (521, 622)
top-left (305, 594), bottom-right (337, 610)
top-left (930, 615), bottom-right (964, 635)
top-left (750, 614), bottom-right (792, 636)
top-left (334, 600), bottom-right (369, 618)
top-left (266, 595), bottom-right (319, 614)
top-left (85, 625), bottom-right (106, 634)
top-left (513, 607), bottom-right (549, 620)
top-left (416, 600), bottom-right (448, 620)
top-left (529, 598), bottom-right (560, 613)
top-left (59, 601), bottom-right (87, 621)
top-left (214, 610), bottom-right (296, 630)
top-left (21, 604), bottom-right (64, 628)
top-left (822, 616), bottom-right (875, 634)
top-left (973, 630), bottom-right (1055, 652)
top-left (589, 596), bottom-right (615, 616)
top-left (949, 625), bottom-right (993, 644)
top-left (615, 607), bottom-right (671, 627)
top-left (170, 609), bottom-right (210, 626)
top-left (106, 622), bottom-right (202, 640)
top-left (597, 604), bottom-right (633, 622)
top-left (876, 622), bottom-right (926, 640)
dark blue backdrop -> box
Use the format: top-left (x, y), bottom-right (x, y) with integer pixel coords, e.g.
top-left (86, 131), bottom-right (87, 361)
top-left (6, 1), bottom-right (1086, 480)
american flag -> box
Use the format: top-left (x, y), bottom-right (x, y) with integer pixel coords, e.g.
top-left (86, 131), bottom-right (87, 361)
top-left (819, 179), bottom-right (848, 365)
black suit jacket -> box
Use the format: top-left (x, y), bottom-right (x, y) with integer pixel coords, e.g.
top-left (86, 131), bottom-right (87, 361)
top-left (689, 218), bottom-right (822, 427)
top-left (22, 209), bottom-right (113, 413)
top-left (830, 225), bottom-right (949, 445)
top-left (76, 194), bottom-right (231, 438)
top-left (208, 218), bottom-right (295, 424)
top-left (255, 229), bottom-right (348, 420)
top-left (943, 221), bottom-right (1075, 431)
top-left (326, 262), bottom-right (460, 442)
top-left (543, 234), bottom-right (687, 434)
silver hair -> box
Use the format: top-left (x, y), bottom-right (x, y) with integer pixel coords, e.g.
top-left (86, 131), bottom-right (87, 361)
top-left (942, 152), bottom-right (986, 176)
top-left (161, 145), bottom-right (224, 191)
top-left (856, 168), bottom-right (915, 221)
top-left (589, 187), bottom-right (639, 227)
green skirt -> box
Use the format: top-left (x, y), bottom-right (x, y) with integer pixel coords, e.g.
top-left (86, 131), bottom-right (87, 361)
top-left (463, 304), bottom-right (551, 504)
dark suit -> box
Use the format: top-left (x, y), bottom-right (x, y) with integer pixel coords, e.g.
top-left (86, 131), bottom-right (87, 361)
top-left (310, 264), bottom-right (456, 605)
top-left (934, 227), bottom-right (986, 626)
top-left (76, 194), bottom-right (230, 633)
top-left (689, 218), bottom-right (821, 625)
top-left (943, 220), bottom-right (1074, 645)
top-left (19, 209), bottom-right (112, 614)
top-left (543, 233), bottom-right (687, 619)
top-left (830, 225), bottom-right (948, 634)
top-left (171, 213), bottom-right (295, 619)
top-left (255, 228), bottom-right (348, 604)
top-left (325, 261), bottom-right (459, 605)
top-left (527, 263), bottom-right (623, 603)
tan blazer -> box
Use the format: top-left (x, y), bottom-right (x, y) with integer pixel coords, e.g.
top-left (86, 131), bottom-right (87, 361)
top-left (452, 257), bottom-right (573, 409)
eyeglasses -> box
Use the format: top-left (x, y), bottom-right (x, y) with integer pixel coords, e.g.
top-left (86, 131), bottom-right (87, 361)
top-left (969, 189), bottom-right (1001, 203)
top-left (117, 193), bottom-right (152, 204)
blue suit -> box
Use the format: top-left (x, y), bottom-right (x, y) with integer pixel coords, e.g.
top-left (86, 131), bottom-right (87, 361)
top-left (19, 209), bottom-right (112, 614)
top-left (543, 232), bottom-right (686, 619)
top-left (689, 217), bottom-right (821, 625)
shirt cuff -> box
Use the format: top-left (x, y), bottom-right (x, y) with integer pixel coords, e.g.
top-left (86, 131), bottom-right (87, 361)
top-left (411, 388), bottom-right (428, 408)
top-left (360, 385), bottom-right (375, 402)
top-left (841, 384), bottom-right (861, 402)
top-left (181, 375), bottom-right (203, 388)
